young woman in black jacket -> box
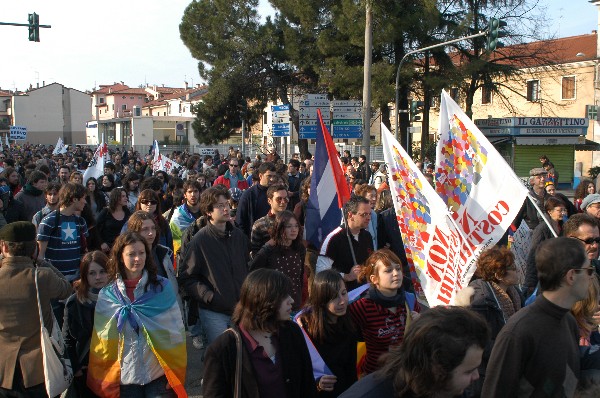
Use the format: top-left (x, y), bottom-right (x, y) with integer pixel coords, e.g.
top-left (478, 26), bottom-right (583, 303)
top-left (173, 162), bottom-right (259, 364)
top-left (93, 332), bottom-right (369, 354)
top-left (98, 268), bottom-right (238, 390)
top-left (62, 251), bottom-right (109, 398)
top-left (299, 270), bottom-right (358, 397)
top-left (203, 269), bottom-right (318, 398)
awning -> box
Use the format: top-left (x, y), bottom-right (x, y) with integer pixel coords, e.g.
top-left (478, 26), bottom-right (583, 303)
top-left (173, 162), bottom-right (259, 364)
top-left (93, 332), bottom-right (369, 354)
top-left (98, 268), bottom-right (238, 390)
top-left (575, 139), bottom-right (600, 151)
top-left (487, 137), bottom-right (512, 145)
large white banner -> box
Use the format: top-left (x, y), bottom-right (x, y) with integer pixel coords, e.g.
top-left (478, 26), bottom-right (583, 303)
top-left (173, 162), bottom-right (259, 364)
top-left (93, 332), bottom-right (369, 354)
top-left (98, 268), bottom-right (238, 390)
top-left (382, 124), bottom-right (465, 306)
top-left (435, 90), bottom-right (528, 285)
top-left (83, 142), bottom-right (108, 183)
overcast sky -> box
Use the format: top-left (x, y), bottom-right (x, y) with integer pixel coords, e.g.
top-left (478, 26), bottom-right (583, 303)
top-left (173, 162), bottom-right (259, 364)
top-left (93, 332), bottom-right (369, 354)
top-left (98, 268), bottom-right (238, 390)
top-left (1, 0), bottom-right (596, 93)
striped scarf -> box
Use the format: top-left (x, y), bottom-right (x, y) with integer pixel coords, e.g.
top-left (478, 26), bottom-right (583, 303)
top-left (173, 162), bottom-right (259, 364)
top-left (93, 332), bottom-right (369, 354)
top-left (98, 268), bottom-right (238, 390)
top-left (87, 274), bottom-right (187, 398)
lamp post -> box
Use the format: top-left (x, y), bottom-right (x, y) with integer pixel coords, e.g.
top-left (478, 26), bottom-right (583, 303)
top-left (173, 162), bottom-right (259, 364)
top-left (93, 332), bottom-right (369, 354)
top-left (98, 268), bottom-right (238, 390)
top-left (394, 30), bottom-right (490, 150)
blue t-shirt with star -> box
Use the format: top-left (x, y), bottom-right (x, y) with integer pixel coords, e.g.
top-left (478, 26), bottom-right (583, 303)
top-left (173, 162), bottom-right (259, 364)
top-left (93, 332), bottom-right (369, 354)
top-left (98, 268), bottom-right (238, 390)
top-left (37, 211), bottom-right (89, 278)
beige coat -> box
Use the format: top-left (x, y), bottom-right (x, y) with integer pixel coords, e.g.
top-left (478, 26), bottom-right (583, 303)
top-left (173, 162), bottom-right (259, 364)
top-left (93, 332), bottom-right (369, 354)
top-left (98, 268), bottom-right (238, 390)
top-left (0, 256), bottom-right (72, 389)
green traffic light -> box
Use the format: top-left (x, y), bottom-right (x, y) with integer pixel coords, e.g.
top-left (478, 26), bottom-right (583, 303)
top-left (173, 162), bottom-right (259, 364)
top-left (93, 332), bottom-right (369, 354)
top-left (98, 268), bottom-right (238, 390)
top-left (28, 12), bottom-right (39, 42)
top-left (486, 18), bottom-right (507, 52)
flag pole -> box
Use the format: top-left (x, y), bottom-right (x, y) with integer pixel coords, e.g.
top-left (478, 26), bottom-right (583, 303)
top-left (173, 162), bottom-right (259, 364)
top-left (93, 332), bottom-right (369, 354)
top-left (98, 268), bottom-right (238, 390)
top-left (527, 193), bottom-right (558, 238)
top-left (341, 208), bottom-right (359, 270)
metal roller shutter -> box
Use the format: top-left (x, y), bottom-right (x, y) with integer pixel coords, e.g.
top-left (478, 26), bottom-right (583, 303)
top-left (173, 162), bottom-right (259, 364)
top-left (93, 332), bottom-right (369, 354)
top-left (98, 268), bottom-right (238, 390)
top-left (513, 145), bottom-right (574, 188)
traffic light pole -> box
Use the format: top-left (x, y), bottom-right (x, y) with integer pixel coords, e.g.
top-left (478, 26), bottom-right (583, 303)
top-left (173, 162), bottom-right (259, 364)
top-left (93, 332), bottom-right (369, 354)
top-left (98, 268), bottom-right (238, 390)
top-left (0, 14), bottom-right (51, 42)
top-left (394, 30), bottom-right (489, 149)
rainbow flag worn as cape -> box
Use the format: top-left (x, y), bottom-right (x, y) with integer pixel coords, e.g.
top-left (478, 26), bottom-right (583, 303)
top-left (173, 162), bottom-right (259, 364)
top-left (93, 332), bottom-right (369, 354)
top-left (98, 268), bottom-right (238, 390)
top-left (87, 275), bottom-right (187, 398)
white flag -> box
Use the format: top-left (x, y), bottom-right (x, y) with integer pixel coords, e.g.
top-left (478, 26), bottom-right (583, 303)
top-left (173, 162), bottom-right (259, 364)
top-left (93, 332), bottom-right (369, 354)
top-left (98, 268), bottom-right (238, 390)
top-left (434, 90), bottom-right (528, 286)
top-left (5, 134), bottom-right (9, 148)
top-left (382, 123), bottom-right (467, 306)
top-left (52, 137), bottom-right (68, 155)
top-left (83, 142), bottom-right (108, 184)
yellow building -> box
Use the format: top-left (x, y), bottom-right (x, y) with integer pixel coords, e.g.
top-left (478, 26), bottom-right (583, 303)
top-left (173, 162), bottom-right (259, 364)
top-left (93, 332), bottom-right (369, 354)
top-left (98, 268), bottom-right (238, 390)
top-left (418, 31), bottom-right (599, 187)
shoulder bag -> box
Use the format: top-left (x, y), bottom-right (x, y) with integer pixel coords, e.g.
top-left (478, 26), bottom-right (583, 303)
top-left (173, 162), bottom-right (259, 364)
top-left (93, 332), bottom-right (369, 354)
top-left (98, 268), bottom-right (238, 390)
top-left (226, 328), bottom-right (243, 398)
top-left (34, 267), bottom-right (73, 397)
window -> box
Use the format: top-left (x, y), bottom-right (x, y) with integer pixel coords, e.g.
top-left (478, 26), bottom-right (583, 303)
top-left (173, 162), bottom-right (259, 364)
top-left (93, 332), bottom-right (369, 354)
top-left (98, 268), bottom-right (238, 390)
top-left (130, 96), bottom-right (134, 99)
top-left (112, 104), bottom-right (114, 110)
top-left (99, 97), bottom-right (105, 104)
top-left (449, 87), bottom-right (459, 101)
top-left (527, 80), bottom-right (540, 102)
top-left (429, 95), bottom-right (440, 109)
top-left (122, 104), bottom-right (127, 110)
top-left (481, 86), bottom-right (492, 105)
top-left (562, 76), bottom-right (576, 100)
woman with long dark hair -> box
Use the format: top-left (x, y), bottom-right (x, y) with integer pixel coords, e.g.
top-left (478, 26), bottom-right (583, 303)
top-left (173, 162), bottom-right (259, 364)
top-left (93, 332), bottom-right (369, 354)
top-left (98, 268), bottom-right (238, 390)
top-left (63, 251), bottom-right (109, 397)
top-left (250, 211), bottom-right (306, 311)
top-left (340, 307), bottom-right (489, 397)
top-left (299, 270), bottom-right (358, 397)
top-left (524, 196), bottom-right (566, 293)
top-left (85, 177), bottom-right (107, 218)
top-left (87, 232), bottom-right (186, 398)
top-left (575, 178), bottom-right (596, 212)
top-left (203, 269), bottom-right (317, 398)
top-left (96, 187), bottom-right (131, 254)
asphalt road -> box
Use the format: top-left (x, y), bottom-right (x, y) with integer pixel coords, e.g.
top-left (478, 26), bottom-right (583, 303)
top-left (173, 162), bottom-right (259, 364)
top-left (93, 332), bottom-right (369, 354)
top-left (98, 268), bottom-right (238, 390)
top-left (185, 335), bottom-right (204, 398)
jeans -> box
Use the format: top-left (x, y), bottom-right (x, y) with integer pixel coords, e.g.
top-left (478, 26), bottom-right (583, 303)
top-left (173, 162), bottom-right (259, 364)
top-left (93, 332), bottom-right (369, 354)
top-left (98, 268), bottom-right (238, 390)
top-left (198, 309), bottom-right (231, 346)
top-left (120, 375), bottom-right (176, 398)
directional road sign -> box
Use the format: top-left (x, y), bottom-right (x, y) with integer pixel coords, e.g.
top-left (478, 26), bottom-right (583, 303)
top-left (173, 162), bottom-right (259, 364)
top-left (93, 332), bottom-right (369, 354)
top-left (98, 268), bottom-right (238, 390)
top-left (271, 104), bottom-right (291, 137)
top-left (332, 100), bottom-right (362, 139)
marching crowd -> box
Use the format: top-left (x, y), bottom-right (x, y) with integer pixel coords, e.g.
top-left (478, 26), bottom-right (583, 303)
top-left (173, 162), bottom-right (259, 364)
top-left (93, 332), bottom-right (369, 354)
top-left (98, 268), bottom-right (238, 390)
top-left (0, 144), bottom-right (599, 398)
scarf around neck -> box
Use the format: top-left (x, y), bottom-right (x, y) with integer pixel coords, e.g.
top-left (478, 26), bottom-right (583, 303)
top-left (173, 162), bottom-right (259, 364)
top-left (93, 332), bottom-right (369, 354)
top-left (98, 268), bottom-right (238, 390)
top-left (24, 183), bottom-right (43, 196)
top-left (366, 285), bottom-right (406, 309)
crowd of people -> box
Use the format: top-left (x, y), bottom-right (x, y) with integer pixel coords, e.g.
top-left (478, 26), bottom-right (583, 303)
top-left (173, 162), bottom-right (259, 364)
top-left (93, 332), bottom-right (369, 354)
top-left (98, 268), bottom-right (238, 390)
top-left (0, 144), bottom-right (599, 398)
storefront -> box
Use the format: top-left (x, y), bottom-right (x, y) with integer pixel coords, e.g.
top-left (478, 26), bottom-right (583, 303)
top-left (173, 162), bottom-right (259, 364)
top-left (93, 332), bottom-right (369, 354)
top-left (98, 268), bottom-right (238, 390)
top-left (474, 117), bottom-right (589, 189)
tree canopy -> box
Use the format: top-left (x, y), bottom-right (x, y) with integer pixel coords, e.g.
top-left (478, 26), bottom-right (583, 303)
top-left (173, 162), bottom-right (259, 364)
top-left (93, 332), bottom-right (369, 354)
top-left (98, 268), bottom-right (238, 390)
top-left (180, 0), bottom-right (554, 156)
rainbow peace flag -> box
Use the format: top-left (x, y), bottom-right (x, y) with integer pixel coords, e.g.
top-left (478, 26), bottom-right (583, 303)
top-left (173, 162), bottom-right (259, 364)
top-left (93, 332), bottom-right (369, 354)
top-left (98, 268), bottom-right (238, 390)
top-left (87, 276), bottom-right (187, 398)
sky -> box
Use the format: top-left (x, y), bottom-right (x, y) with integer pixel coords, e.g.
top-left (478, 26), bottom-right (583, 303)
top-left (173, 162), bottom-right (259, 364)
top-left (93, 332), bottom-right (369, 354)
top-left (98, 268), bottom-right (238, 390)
top-left (0, 0), bottom-right (597, 94)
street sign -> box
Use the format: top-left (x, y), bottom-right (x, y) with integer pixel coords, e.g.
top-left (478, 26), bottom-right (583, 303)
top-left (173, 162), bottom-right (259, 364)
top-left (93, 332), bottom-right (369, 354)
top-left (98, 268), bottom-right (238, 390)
top-left (271, 104), bottom-right (291, 137)
top-left (299, 94), bottom-right (330, 139)
top-left (332, 100), bottom-right (362, 139)
top-left (9, 125), bottom-right (27, 140)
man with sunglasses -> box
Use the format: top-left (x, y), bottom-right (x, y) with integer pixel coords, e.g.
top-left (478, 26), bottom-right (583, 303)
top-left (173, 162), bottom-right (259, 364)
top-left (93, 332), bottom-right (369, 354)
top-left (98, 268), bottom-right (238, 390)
top-left (250, 184), bottom-right (289, 256)
top-left (563, 213), bottom-right (600, 267)
top-left (213, 159), bottom-right (249, 190)
top-left (483, 237), bottom-right (591, 397)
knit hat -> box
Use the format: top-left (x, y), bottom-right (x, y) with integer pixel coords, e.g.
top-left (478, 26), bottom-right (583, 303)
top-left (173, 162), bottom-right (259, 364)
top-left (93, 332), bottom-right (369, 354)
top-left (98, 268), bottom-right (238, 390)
top-left (581, 193), bottom-right (600, 210)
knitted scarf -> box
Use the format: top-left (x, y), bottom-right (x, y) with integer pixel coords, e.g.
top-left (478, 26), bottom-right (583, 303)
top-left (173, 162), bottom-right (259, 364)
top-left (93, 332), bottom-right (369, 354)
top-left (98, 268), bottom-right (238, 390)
top-left (87, 275), bottom-right (187, 398)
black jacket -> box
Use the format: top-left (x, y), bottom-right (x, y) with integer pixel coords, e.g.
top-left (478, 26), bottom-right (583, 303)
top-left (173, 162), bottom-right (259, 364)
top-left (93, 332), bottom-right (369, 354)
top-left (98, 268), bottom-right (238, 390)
top-left (236, 184), bottom-right (269, 237)
top-left (203, 322), bottom-right (318, 398)
top-left (62, 294), bottom-right (95, 373)
top-left (178, 221), bottom-right (249, 315)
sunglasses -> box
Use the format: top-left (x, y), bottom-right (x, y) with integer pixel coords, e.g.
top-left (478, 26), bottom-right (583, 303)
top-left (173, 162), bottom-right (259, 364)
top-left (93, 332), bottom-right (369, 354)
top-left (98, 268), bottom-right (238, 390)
top-left (274, 197), bottom-right (289, 203)
top-left (140, 200), bottom-right (158, 205)
top-left (573, 236), bottom-right (600, 245)
top-left (573, 267), bottom-right (595, 276)
top-left (229, 164), bottom-right (239, 167)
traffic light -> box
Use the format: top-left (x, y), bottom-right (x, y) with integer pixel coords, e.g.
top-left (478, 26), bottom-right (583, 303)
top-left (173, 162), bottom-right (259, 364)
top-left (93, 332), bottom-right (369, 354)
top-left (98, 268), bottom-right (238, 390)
top-left (28, 13), bottom-right (39, 42)
top-left (410, 100), bottom-right (424, 122)
top-left (486, 18), bottom-right (507, 52)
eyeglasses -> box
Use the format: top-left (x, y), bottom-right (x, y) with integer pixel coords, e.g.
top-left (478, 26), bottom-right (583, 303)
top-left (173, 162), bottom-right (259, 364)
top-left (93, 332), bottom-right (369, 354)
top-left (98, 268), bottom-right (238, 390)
top-left (229, 164), bottom-right (239, 167)
top-left (572, 236), bottom-right (600, 245)
top-left (140, 200), bottom-right (158, 205)
top-left (573, 266), bottom-right (595, 276)
top-left (274, 197), bottom-right (289, 203)
top-left (552, 208), bottom-right (567, 214)
top-left (214, 203), bottom-right (230, 210)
